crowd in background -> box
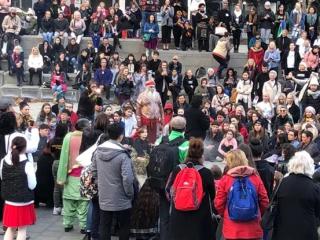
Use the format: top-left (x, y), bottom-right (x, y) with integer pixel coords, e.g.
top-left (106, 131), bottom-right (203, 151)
top-left (0, 0), bottom-right (320, 240)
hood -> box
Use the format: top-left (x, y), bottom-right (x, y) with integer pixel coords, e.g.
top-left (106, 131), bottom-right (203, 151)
top-left (164, 102), bottom-right (173, 111)
top-left (96, 140), bottom-right (129, 162)
top-left (227, 166), bottom-right (257, 177)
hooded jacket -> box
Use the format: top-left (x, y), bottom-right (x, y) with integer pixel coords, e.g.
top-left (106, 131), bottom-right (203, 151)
top-left (214, 166), bottom-right (269, 239)
top-left (92, 140), bottom-right (134, 211)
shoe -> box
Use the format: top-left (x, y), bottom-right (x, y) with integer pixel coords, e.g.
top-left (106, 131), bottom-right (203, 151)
top-left (80, 229), bottom-right (86, 234)
top-left (61, 208), bottom-right (64, 216)
top-left (52, 207), bottom-right (62, 215)
top-left (82, 232), bottom-right (91, 240)
top-left (64, 226), bottom-right (74, 232)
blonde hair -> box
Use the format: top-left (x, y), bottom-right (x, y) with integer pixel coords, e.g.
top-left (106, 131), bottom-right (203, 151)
top-left (226, 149), bottom-right (248, 169)
top-left (288, 151), bottom-right (314, 177)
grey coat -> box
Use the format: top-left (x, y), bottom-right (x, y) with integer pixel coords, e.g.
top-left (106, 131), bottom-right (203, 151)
top-left (160, 6), bottom-right (174, 27)
top-left (92, 140), bottom-right (134, 211)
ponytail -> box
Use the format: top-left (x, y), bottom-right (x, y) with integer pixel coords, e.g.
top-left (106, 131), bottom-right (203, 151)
top-left (11, 148), bottom-right (20, 166)
top-left (10, 137), bottom-right (27, 166)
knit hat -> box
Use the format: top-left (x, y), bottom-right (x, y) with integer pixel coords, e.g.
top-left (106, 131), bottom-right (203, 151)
top-left (170, 116), bottom-right (186, 130)
top-left (309, 73), bottom-right (319, 86)
top-left (145, 79), bottom-right (155, 87)
top-left (249, 138), bottom-right (263, 157)
top-left (305, 106), bottom-right (316, 115)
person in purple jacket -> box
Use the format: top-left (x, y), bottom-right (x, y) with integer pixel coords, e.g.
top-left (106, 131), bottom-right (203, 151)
top-left (94, 57), bottom-right (113, 101)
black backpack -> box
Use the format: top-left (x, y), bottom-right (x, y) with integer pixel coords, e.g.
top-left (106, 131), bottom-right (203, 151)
top-left (147, 136), bottom-right (186, 192)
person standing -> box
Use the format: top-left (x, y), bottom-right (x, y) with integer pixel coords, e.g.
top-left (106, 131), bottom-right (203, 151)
top-left (136, 79), bottom-right (164, 144)
top-left (143, 14), bottom-right (159, 58)
top-left (0, 137), bottom-right (37, 240)
top-left (195, 3), bottom-right (209, 52)
top-left (217, 0), bottom-right (231, 32)
top-left (57, 119), bottom-right (90, 233)
top-left (272, 151), bottom-right (320, 240)
top-left (160, 0), bottom-right (174, 50)
top-left (94, 57), bottom-right (113, 102)
top-left (91, 123), bottom-right (135, 240)
top-left (259, 1), bottom-right (275, 44)
top-left (231, 4), bottom-right (244, 53)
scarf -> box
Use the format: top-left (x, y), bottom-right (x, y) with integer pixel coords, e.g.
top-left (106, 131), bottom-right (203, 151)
top-left (12, 53), bottom-right (20, 64)
top-left (234, 9), bottom-right (242, 18)
top-left (307, 89), bottom-right (320, 99)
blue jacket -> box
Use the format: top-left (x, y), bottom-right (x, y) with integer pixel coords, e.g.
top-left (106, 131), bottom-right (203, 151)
top-left (94, 68), bottom-right (113, 86)
top-left (143, 22), bottom-right (159, 39)
top-left (289, 11), bottom-right (305, 30)
top-left (263, 49), bottom-right (280, 70)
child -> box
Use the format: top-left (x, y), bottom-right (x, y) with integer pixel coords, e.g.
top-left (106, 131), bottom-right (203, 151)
top-left (181, 21), bottom-right (193, 51)
top-left (122, 106), bottom-right (137, 144)
top-left (0, 137), bottom-right (36, 240)
top-left (210, 164), bottom-right (223, 191)
top-left (194, 77), bottom-right (210, 99)
top-left (218, 130), bottom-right (238, 158)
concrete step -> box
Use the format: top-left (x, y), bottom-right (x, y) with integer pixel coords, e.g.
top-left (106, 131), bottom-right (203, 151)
top-left (2, 71), bottom-right (78, 86)
top-left (0, 84), bottom-right (79, 102)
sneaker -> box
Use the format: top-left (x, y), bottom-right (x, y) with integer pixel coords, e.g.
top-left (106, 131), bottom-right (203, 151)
top-left (52, 207), bottom-right (62, 215)
top-left (61, 208), bottom-right (65, 216)
top-left (64, 226), bottom-right (74, 232)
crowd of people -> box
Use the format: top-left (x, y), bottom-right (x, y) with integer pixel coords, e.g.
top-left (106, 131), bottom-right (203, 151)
top-left (0, 0), bottom-right (320, 240)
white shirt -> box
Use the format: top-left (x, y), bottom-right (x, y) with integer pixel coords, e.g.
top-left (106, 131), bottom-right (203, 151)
top-left (287, 51), bottom-right (295, 68)
top-left (28, 54), bottom-right (44, 69)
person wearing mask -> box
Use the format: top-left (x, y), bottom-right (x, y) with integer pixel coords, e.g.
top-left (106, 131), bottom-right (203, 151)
top-left (166, 138), bottom-right (216, 240)
top-left (0, 137), bottom-right (37, 240)
top-left (214, 149), bottom-right (269, 240)
top-left (231, 4), bottom-right (244, 53)
top-left (259, 1), bottom-right (275, 44)
top-left (57, 119), bottom-right (91, 233)
top-left (184, 95), bottom-right (210, 140)
top-left (272, 151), bottom-right (320, 240)
top-left (91, 123), bottom-right (135, 240)
top-left (94, 57), bottom-right (113, 102)
top-left (160, 0), bottom-right (174, 50)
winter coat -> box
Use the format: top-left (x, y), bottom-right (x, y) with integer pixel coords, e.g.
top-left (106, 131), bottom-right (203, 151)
top-left (92, 140), bottom-right (135, 211)
top-left (236, 79), bottom-right (253, 107)
top-left (273, 114), bottom-right (294, 131)
top-left (41, 17), bottom-right (54, 32)
top-left (254, 159), bottom-right (275, 199)
top-left (212, 37), bottom-right (231, 59)
top-left (275, 36), bottom-right (291, 53)
top-left (289, 10), bottom-right (306, 30)
top-left (214, 166), bottom-right (269, 239)
top-left (183, 76), bottom-right (198, 96)
top-left (168, 163), bottom-right (216, 240)
top-left (288, 103), bottom-right (300, 123)
top-left (185, 107), bottom-right (210, 139)
top-left (248, 47), bottom-right (264, 72)
top-left (302, 90), bottom-right (320, 114)
top-left (50, 71), bottom-right (67, 92)
top-left (262, 80), bottom-right (281, 104)
top-left (304, 50), bottom-right (319, 70)
top-left (259, 9), bottom-right (275, 29)
top-left (143, 22), bottom-right (159, 39)
top-left (53, 18), bottom-right (69, 32)
top-left (160, 6), bottom-right (174, 27)
top-left (254, 72), bottom-right (269, 101)
top-left (281, 49), bottom-right (301, 71)
top-left (263, 49), bottom-right (281, 70)
top-left (273, 173), bottom-right (320, 240)
top-left (66, 43), bottom-right (80, 58)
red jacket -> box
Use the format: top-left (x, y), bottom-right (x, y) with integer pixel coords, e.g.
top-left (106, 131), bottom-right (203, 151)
top-left (248, 47), bottom-right (264, 72)
top-left (214, 166), bottom-right (269, 239)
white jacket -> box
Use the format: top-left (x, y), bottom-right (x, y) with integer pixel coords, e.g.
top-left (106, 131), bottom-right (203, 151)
top-left (28, 54), bottom-right (44, 69)
top-left (262, 80), bottom-right (281, 104)
top-left (236, 79), bottom-right (253, 107)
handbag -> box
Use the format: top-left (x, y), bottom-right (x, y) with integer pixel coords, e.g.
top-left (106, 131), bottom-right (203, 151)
top-left (261, 180), bottom-right (283, 231)
top-left (143, 33), bottom-right (151, 42)
top-left (76, 134), bottom-right (103, 167)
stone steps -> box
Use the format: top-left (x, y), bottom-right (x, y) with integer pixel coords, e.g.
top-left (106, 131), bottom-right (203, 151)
top-left (0, 84), bottom-right (80, 102)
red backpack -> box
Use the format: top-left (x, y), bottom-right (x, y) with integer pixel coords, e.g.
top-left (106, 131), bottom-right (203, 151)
top-left (171, 163), bottom-right (204, 211)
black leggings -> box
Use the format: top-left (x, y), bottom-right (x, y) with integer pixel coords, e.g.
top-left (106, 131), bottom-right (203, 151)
top-left (173, 26), bottom-right (182, 48)
top-left (232, 29), bottom-right (241, 50)
top-left (29, 68), bottom-right (42, 85)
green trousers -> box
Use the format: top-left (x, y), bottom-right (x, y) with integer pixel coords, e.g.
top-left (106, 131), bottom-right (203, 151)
top-left (63, 175), bottom-right (89, 229)
top-left (63, 198), bottom-right (89, 229)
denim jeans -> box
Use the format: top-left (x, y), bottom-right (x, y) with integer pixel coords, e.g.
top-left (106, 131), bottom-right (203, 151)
top-left (91, 34), bottom-right (100, 49)
top-left (86, 198), bottom-right (100, 239)
top-left (141, 11), bottom-right (155, 34)
top-left (159, 193), bottom-right (171, 240)
top-left (42, 32), bottom-right (53, 43)
top-left (260, 28), bottom-right (271, 44)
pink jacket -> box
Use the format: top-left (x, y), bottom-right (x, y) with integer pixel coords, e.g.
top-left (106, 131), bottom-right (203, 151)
top-left (51, 72), bottom-right (67, 92)
top-left (304, 51), bottom-right (319, 69)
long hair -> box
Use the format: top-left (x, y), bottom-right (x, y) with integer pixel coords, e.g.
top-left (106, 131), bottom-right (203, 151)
top-left (11, 137), bottom-right (27, 166)
top-left (185, 138), bottom-right (204, 165)
top-left (39, 103), bottom-right (53, 122)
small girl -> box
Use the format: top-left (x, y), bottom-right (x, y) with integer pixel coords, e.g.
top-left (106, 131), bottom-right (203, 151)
top-left (218, 130), bottom-right (238, 158)
top-left (0, 137), bottom-right (37, 240)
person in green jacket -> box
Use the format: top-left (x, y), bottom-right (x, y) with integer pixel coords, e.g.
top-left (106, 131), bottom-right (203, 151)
top-left (57, 119), bottom-right (90, 233)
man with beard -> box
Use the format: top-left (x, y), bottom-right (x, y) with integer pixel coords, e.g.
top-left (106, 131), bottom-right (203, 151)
top-left (136, 79), bottom-right (164, 143)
